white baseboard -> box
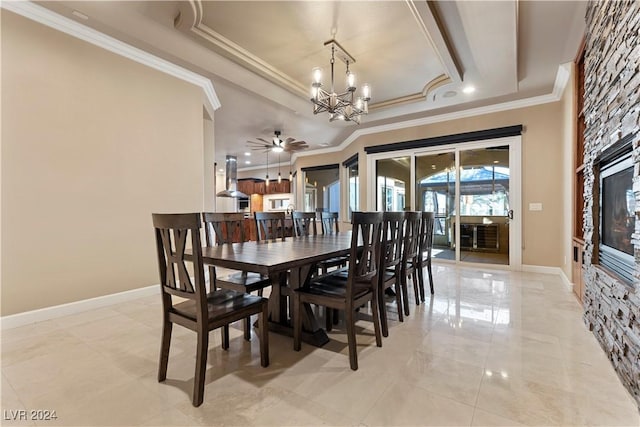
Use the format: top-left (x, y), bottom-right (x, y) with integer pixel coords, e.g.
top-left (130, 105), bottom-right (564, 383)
top-left (522, 264), bottom-right (575, 292)
top-left (559, 270), bottom-right (574, 292)
top-left (1, 285), bottom-right (159, 330)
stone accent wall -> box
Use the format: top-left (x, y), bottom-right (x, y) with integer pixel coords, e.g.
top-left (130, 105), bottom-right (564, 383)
top-left (582, 0), bottom-right (640, 406)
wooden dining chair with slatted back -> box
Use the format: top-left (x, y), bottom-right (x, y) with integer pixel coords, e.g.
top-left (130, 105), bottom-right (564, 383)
top-left (318, 211), bottom-right (348, 273)
top-left (400, 211), bottom-right (422, 316)
top-left (254, 211), bottom-right (287, 242)
top-left (417, 211), bottom-right (436, 301)
top-left (378, 211), bottom-right (406, 337)
top-left (152, 213), bottom-right (269, 407)
top-left (291, 211), bottom-right (318, 237)
top-left (202, 212), bottom-right (272, 341)
top-left (292, 211), bottom-right (384, 370)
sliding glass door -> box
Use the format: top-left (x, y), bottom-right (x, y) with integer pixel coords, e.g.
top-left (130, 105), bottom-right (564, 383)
top-left (415, 152), bottom-right (456, 261)
top-left (458, 146), bottom-right (510, 265)
top-left (372, 136), bottom-right (521, 268)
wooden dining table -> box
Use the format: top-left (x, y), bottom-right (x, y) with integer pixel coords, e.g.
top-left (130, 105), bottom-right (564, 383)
top-left (199, 232), bottom-right (353, 346)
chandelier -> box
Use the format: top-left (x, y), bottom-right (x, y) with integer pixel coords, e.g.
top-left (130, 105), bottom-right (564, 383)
top-left (310, 40), bottom-right (371, 124)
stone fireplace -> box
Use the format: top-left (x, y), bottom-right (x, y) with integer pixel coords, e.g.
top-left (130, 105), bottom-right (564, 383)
top-left (582, 0), bottom-right (640, 406)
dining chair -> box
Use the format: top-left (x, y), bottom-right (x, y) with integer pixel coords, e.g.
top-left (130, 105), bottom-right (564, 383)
top-left (417, 211), bottom-right (436, 299)
top-left (400, 211), bottom-right (422, 316)
top-left (291, 211), bottom-right (318, 237)
top-left (378, 211), bottom-right (405, 337)
top-left (152, 213), bottom-right (269, 407)
top-left (292, 211), bottom-right (383, 370)
top-left (202, 212), bottom-right (272, 339)
top-left (318, 211), bottom-right (348, 275)
top-left (320, 211), bottom-right (340, 234)
top-left (255, 211), bottom-right (287, 241)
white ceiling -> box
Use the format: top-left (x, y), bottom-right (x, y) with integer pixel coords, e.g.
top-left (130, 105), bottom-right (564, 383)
top-left (37, 0), bottom-right (587, 170)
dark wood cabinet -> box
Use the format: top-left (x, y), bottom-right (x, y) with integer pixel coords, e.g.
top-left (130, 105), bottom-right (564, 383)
top-left (237, 178), bottom-right (290, 195)
top-left (237, 179), bottom-right (254, 195)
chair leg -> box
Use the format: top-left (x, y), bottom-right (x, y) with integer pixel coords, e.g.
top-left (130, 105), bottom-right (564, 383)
top-left (370, 291), bottom-right (383, 348)
top-left (325, 308), bottom-right (333, 332)
top-left (345, 307), bottom-right (358, 371)
top-left (395, 281), bottom-right (404, 323)
top-left (158, 319), bottom-right (172, 382)
top-left (333, 308), bottom-right (340, 324)
top-left (221, 325), bottom-right (229, 350)
top-left (244, 316), bottom-right (251, 341)
top-left (427, 260), bottom-right (434, 295)
top-left (193, 329), bottom-right (209, 407)
top-left (417, 263), bottom-right (426, 303)
top-left (401, 270), bottom-right (410, 317)
top-left (293, 292), bottom-right (302, 351)
top-left (412, 267), bottom-right (420, 306)
top-left (259, 302), bottom-right (269, 367)
top-left (379, 286), bottom-right (389, 338)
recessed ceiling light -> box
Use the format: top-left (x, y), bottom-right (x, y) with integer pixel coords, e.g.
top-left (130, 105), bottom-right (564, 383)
top-left (245, 160), bottom-right (251, 165)
top-left (462, 85), bottom-right (475, 94)
top-left (72, 10), bottom-right (89, 20)
top-left (493, 160), bottom-right (499, 164)
top-left (244, 152), bottom-right (251, 156)
top-left (218, 168), bottom-right (224, 172)
top-left (443, 90), bottom-right (457, 98)
top-left (319, 142), bottom-right (330, 147)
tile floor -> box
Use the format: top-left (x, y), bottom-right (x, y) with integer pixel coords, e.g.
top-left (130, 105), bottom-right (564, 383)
top-left (2, 264), bottom-right (639, 426)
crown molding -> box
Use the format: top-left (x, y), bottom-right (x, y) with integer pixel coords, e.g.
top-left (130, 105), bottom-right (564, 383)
top-left (176, 0), bottom-right (460, 112)
top-left (175, 1), bottom-right (308, 99)
top-left (294, 63), bottom-right (572, 160)
top-left (2, 0), bottom-right (221, 114)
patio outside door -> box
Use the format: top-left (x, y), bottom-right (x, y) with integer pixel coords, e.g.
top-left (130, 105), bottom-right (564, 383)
top-left (414, 139), bottom-right (520, 267)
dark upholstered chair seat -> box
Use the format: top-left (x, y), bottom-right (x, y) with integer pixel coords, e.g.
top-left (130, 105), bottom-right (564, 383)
top-left (219, 271), bottom-right (271, 293)
top-left (172, 289), bottom-right (265, 322)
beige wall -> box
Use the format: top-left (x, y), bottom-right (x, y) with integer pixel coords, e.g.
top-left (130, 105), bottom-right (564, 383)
top-left (203, 115), bottom-right (215, 211)
top-left (1, 12), bottom-right (206, 315)
top-left (296, 101), bottom-right (567, 268)
top-left (560, 64), bottom-right (577, 281)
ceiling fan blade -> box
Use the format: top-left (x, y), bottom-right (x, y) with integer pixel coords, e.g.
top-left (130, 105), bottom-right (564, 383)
top-left (247, 141), bottom-right (270, 147)
top-left (256, 137), bottom-right (271, 144)
top-left (285, 137), bottom-right (296, 144)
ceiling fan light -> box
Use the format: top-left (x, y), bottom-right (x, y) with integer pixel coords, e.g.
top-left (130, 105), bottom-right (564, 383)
top-left (272, 146), bottom-right (284, 153)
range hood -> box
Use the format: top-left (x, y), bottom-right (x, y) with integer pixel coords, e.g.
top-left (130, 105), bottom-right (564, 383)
top-left (216, 155), bottom-right (248, 198)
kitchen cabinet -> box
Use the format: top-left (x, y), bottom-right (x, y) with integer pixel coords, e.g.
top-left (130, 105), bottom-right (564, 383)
top-left (238, 178), bottom-right (290, 195)
top-left (236, 179), bottom-right (255, 195)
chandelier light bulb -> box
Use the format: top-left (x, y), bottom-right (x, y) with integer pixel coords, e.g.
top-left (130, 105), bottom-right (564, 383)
top-left (346, 71), bottom-right (356, 91)
top-left (278, 172), bottom-right (282, 183)
top-left (289, 170), bottom-right (293, 181)
top-left (312, 67), bottom-right (323, 84)
top-left (362, 84), bottom-right (371, 100)
top-left (329, 93), bottom-right (338, 108)
top-left (266, 175), bottom-right (269, 186)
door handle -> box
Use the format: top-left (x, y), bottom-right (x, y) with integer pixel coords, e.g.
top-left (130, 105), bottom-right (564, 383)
top-left (507, 210), bottom-right (514, 220)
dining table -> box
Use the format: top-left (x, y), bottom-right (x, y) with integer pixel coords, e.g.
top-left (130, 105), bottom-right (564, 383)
top-left (199, 232), bottom-right (354, 346)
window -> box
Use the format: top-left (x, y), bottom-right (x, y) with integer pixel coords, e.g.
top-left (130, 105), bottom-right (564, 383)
top-left (376, 156), bottom-right (410, 211)
top-left (344, 155), bottom-right (359, 220)
top-left (302, 164), bottom-right (340, 215)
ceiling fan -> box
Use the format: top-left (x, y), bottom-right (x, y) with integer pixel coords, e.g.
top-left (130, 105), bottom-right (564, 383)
top-left (247, 130), bottom-right (308, 153)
